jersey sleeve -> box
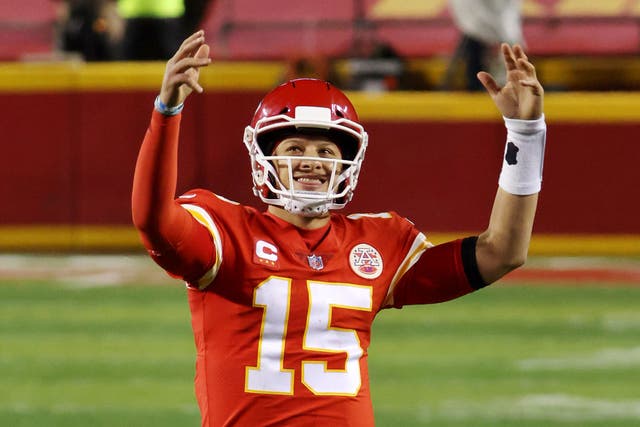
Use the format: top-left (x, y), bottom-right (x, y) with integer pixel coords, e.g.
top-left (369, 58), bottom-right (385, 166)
top-left (174, 190), bottom-right (231, 289)
top-left (131, 110), bottom-right (216, 285)
top-left (386, 236), bottom-right (488, 308)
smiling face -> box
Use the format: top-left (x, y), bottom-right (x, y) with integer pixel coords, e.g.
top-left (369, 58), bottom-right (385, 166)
top-left (271, 135), bottom-right (343, 193)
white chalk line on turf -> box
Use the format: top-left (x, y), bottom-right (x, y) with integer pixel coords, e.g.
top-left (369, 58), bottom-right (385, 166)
top-left (1, 402), bottom-right (199, 416)
top-left (517, 346), bottom-right (640, 370)
top-left (603, 314), bottom-right (640, 332)
top-left (525, 256), bottom-right (640, 270)
top-left (418, 394), bottom-right (640, 422)
top-left (0, 254), bottom-right (173, 287)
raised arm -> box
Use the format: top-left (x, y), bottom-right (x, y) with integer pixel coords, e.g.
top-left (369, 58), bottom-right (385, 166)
top-left (131, 31), bottom-right (213, 279)
top-left (475, 44), bottom-right (546, 284)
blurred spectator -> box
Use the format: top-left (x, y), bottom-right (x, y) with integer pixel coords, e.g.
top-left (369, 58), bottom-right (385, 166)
top-left (443, 0), bottom-right (524, 91)
top-left (55, 0), bottom-right (123, 61)
top-left (282, 56), bottom-right (342, 87)
top-left (345, 41), bottom-right (425, 91)
top-left (117, 0), bottom-right (185, 60)
top-left (183, 0), bottom-right (212, 35)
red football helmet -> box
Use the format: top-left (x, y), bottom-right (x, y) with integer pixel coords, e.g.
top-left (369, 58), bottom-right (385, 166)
top-left (243, 78), bottom-right (368, 216)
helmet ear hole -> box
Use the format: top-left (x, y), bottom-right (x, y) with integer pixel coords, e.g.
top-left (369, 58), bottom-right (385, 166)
top-left (264, 174), bottom-right (278, 200)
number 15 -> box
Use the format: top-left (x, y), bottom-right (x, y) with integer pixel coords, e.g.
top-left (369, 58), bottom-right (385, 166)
top-left (245, 277), bottom-right (373, 396)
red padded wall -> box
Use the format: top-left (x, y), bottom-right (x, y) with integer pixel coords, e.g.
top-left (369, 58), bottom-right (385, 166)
top-left (1, 90), bottom-right (638, 235)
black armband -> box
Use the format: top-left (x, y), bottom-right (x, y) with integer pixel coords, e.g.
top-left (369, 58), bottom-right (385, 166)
top-left (461, 236), bottom-right (489, 289)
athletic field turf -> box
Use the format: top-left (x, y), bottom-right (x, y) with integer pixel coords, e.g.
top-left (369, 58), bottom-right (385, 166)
top-left (1, 255), bottom-right (639, 426)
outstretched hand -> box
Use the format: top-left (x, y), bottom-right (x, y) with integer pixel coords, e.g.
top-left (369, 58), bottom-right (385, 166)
top-left (159, 30), bottom-right (211, 108)
top-left (477, 44), bottom-right (543, 120)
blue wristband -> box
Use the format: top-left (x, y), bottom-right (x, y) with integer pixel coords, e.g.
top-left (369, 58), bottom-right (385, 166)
top-left (154, 95), bottom-right (184, 116)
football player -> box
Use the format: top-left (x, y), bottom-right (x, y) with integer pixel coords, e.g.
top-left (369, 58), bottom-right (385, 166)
top-left (132, 30), bottom-right (545, 426)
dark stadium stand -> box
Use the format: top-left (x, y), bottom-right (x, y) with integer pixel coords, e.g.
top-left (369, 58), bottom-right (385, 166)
top-left (0, 0), bottom-right (58, 61)
top-left (203, 0), bottom-right (640, 59)
top-left (4, 0), bottom-right (640, 60)
top-left (2, 0), bottom-right (640, 89)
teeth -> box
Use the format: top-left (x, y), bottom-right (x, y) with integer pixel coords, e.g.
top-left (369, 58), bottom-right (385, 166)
top-left (296, 177), bottom-right (323, 184)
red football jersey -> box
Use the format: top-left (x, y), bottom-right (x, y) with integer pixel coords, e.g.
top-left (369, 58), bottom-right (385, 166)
top-left (132, 111), bottom-right (479, 426)
top-left (168, 189), bottom-right (475, 426)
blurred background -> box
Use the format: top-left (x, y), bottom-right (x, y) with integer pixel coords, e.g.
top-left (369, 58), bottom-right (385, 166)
top-left (1, 1), bottom-right (639, 426)
top-left (1, 0), bottom-right (639, 253)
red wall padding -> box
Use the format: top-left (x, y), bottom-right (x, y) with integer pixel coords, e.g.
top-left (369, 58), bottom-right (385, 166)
top-left (2, 90), bottom-right (638, 234)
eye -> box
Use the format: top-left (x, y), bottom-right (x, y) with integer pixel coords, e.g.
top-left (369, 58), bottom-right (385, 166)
top-left (318, 146), bottom-right (339, 158)
top-left (285, 145), bottom-right (304, 155)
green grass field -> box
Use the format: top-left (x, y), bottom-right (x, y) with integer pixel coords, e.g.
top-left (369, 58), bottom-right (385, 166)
top-left (1, 257), bottom-right (639, 426)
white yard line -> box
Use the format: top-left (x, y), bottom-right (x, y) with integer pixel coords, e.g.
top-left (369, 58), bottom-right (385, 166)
top-left (419, 394), bottom-right (640, 422)
top-left (0, 254), bottom-right (174, 287)
top-left (1, 254), bottom-right (638, 286)
top-left (525, 255), bottom-right (640, 271)
top-left (518, 346), bottom-right (640, 370)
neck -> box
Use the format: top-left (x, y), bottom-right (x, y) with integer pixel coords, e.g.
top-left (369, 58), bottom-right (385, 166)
top-left (267, 205), bottom-right (331, 229)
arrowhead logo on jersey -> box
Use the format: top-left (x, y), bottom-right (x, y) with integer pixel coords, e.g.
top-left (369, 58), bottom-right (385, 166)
top-left (254, 239), bottom-right (280, 269)
top-left (349, 243), bottom-right (383, 279)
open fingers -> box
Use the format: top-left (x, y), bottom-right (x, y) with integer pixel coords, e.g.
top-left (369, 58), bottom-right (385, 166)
top-left (519, 78), bottom-right (544, 96)
top-left (513, 45), bottom-right (528, 60)
top-left (171, 30), bottom-right (206, 62)
top-left (171, 54), bottom-right (211, 75)
top-left (168, 44), bottom-right (210, 93)
top-left (501, 43), bottom-right (518, 72)
top-left (517, 57), bottom-right (536, 78)
top-left (504, 44), bottom-right (540, 86)
top-left (169, 72), bottom-right (204, 93)
top-left (159, 31), bottom-right (210, 105)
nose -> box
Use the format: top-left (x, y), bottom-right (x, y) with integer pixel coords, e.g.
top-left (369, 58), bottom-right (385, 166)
top-left (298, 157), bottom-right (323, 170)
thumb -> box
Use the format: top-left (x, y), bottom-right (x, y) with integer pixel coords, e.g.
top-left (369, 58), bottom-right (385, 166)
top-left (477, 71), bottom-right (500, 96)
top-left (195, 43), bottom-right (210, 60)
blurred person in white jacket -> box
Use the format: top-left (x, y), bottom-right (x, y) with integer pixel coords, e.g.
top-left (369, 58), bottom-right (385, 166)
top-left (445, 0), bottom-right (524, 90)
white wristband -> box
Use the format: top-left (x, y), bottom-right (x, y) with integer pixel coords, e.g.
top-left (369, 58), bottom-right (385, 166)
top-left (498, 114), bottom-right (547, 195)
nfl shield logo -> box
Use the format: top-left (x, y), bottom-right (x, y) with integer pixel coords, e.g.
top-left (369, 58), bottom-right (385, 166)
top-left (307, 254), bottom-right (324, 271)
